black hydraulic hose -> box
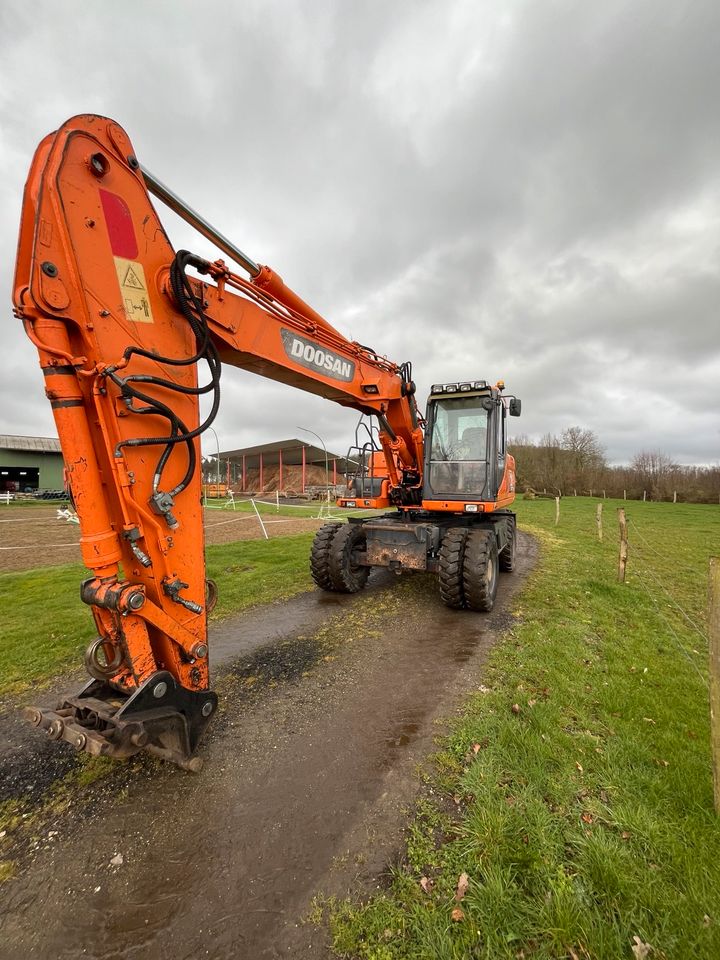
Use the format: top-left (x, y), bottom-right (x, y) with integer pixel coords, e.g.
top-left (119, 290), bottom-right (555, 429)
top-left (111, 251), bottom-right (211, 369)
top-left (108, 250), bottom-right (222, 501)
top-left (113, 368), bottom-right (221, 449)
top-left (116, 372), bottom-right (217, 396)
top-left (121, 396), bottom-right (195, 496)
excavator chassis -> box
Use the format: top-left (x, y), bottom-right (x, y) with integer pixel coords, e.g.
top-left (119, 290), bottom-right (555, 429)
top-left (357, 511), bottom-right (515, 574)
top-left (311, 511), bottom-right (516, 613)
top-left (24, 671), bottom-right (217, 772)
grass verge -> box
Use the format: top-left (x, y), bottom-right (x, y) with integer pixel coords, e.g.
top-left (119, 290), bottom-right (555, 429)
top-left (0, 532), bottom-right (315, 694)
top-left (330, 497), bottom-right (720, 959)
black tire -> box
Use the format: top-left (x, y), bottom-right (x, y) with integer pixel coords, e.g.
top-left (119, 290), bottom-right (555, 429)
top-left (499, 522), bottom-right (517, 573)
top-left (328, 523), bottom-right (370, 593)
top-left (310, 522), bottom-right (342, 591)
top-left (463, 529), bottom-right (499, 612)
top-left (438, 528), bottom-right (470, 609)
top-left (205, 578), bottom-right (219, 613)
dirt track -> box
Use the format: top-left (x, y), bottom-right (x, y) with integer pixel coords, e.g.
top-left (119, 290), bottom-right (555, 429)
top-left (0, 534), bottom-right (536, 959)
top-left (0, 505), bottom-right (326, 573)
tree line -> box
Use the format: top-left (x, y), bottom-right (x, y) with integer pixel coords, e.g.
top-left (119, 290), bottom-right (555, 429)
top-left (508, 427), bottom-right (720, 503)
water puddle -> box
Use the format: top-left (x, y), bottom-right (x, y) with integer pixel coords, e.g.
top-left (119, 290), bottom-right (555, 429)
top-left (385, 718), bottom-right (421, 749)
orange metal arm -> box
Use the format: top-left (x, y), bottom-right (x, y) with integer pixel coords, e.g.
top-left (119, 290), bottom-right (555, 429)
top-left (188, 260), bottom-right (423, 478)
top-left (12, 114), bottom-right (423, 707)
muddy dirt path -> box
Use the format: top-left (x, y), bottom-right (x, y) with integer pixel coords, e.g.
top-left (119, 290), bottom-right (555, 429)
top-left (0, 535), bottom-right (536, 960)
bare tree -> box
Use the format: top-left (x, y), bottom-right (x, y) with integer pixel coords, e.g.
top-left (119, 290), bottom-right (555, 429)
top-left (557, 426), bottom-right (604, 493)
top-left (510, 431), bottom-right (719, 503)
top-left (630, 450), bottom-right (678, 500)
top-left (561, 427), bottom-right (605, 471)
top-left (536, 432), bottom-right (564, 494)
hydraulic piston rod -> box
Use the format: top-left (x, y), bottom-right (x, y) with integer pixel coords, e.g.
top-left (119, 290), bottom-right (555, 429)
top-left (141, 165), bottom-right (261, 277)
top-left (142, 164), bottom-right (338, 336)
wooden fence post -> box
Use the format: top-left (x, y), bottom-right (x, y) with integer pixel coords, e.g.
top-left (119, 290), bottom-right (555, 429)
top-left (673, 491), bottom-right (677, 503)
top-left (623, 489), bottom-right (626, 500)
top-left (617, 508), bottom-right (628, 582)
top-left (709, 558), bottom-right (720, 814)
top-left (555, 496), bottom-right (560, 526)
top-left (643, 490), bottom-right (647, 502)
top-left (596, 503), bottom-right (603, 541)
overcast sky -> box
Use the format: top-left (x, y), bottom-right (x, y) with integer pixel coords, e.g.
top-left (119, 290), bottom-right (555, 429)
top-left (1, 0), bottom-right (718, 465)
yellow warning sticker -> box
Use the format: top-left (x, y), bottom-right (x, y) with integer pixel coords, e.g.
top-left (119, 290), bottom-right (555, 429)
top-left (114, 257), bottom-right (154, 324)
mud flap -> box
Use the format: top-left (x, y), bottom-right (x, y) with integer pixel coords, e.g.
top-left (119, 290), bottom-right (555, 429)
top-left (24, 671), bottom-right (217, 772)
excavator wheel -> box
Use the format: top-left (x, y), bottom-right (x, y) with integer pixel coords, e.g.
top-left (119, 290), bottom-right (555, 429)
top-left (328, 523), bottom-right (370, 593)
top-left (310, 522), bottom-right (343, 590)
top-left (463, 529), bottom-right (499, 612)
top-left (498, 521), bottom-right (517, 572)
top-left (438, 527), bottom-right (470, 609)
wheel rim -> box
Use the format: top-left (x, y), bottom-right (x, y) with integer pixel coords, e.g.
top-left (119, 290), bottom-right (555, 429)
top-left (486, 555), bottom-right (495, 589)
top-left (349, 535), bottom-right (366, 575)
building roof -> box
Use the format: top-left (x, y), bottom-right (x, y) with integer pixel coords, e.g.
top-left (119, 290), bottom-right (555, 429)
top-left (0, 434), bottom-right (62, 454)
top-left (214, 437), bottom-right (355, 470)
top-left (0, 433), bottom-right (355, 467)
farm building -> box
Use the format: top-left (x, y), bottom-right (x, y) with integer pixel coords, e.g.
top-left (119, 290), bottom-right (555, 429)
top-left (0, 433), bottom-right (356, 496)
top-left (210, 438), bottom-right (356, 494)
top-left (0, 435), bottom-right (64, 492)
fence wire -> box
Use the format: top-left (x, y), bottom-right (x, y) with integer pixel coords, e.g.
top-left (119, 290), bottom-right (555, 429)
top-left (530, 498), bottom-right (709, 686)
top-left (628, 525), bottom-right (706, 642)
top-left (629, 563), bottom-right (706, 683)
top-left (624, 518), bottom-right (707, 684)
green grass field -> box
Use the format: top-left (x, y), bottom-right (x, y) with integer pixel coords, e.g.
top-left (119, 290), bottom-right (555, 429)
top-left (0, 533), bottom-right (315, 694)
top-left (205, 496), bottom-right (331, 519)
top-left (0, 501), bottom-right (376, 694)
top-left (3, 497), bottom-right (720, 957)
top-left (330, 497), bottom-right (720, 959)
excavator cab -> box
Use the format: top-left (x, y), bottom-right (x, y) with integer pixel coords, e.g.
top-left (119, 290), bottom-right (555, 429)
top-left (422, 381), bottom-right (520, 504)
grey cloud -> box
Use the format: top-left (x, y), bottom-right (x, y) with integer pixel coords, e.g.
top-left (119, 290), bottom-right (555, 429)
top-left (1, 0), bottom-right (718, 466)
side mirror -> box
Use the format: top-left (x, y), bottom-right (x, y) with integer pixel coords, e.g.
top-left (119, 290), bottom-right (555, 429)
top-left (509, 398), bottom-right (522, 417)
top-left (481, 398), bottom-right (495, 411)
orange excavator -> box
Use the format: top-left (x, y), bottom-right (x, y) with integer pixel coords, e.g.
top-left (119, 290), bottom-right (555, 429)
top-left (13, 115), bottom-right (521, 770)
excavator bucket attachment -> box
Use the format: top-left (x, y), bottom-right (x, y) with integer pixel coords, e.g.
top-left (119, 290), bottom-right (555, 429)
top-left (24, 672), bottom-right (217, 772)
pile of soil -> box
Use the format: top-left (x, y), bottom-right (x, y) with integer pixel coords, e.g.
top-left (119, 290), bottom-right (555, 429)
top-left (239, 463), bottom-right (340, 494)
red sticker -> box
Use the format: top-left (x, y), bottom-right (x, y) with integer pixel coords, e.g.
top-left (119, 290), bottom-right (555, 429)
top-left (99, 189), bottom-right (138, 259)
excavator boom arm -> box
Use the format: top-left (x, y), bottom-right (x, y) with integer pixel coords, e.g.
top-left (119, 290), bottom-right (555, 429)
top-left (12, 114), bottom-right (422, 768)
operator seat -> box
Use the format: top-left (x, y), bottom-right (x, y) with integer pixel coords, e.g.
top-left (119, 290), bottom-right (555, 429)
top-left (458, 426), bottom-right (487, 496)
top-left (461, 426), bottom-right (486, 460)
